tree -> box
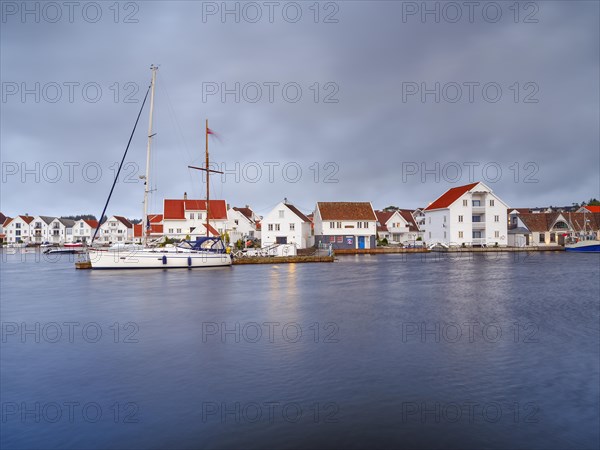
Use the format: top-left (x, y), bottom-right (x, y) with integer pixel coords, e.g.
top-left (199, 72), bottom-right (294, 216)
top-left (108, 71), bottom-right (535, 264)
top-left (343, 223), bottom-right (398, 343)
top-left (587, 198), bottom-right (600, 206)
top-left (383, 205), bottom-right (400, 212)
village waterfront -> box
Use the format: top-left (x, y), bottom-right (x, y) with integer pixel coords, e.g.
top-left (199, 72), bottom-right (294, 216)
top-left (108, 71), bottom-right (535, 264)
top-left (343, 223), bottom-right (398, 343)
top-left (1, 249), bottom-right (598, 449)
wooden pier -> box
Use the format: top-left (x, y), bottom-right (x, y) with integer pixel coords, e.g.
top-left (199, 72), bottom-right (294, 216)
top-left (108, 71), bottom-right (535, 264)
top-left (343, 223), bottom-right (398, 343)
top-left (232, 255), bottom-right (334, 265)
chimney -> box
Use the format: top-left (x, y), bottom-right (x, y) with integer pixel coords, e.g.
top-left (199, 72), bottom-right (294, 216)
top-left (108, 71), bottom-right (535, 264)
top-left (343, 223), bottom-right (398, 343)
top-left (184, 192), bottom-right (187, 200)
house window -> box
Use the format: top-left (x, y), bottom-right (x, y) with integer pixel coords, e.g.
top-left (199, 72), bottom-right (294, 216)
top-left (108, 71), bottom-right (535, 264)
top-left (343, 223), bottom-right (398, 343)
top-left (15, 223), bottom-right (20, 229)
top-left (463, 200), bottom-right (468, 206)
top-left (290, 223), bottom-right (295, 231)
top-left (357, 222), bottom-right (362, 229)
top-left (494, 215), bottom-right (499, 222)
top-left (550, 233), bottom-right (556, 243)
top-left (234, 219), bottom-right (239, 225)
top-left (539, 233), bottom-right (545, 243)
top-left (495, 231), bottom-right (500, 238)
top-left (268, 224), bottom-right (274, 231)
top-left (458, 231), bottom-right (463, 238)
top-left (275, 224), bottom-right (280, 231)
top-left (490, 200), bottom-right (495, 206)
top-left (278, 210), bottom-right (284, 219)
top-left (330, 222), bottom-right (335, 228)
top-left (198, 213), bottom-right (203, 220)
top-left (472, 200), bottom-right (481, 207)
top-left (169, 228), bottom-right (173, 233)
top-left (473, 231), bottom-right (482, 239)
top-left (458, 215), bottom-right (463, 222)
top-left (364, 222), bottom-right (369, 228)
top-left (177, 228), bottom-right (181, 234)
top-left (337, 222), bottom-right (342, 229)
top-left (472, 216), bottom-right (481, 223)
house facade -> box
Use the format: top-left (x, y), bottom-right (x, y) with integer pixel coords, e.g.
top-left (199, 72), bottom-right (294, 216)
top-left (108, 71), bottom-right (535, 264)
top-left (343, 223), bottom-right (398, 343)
top-left (227, 206), bottom-right (261, 244)
top-left (133, 214), bottom-right (164, 243)
top-left (73, 219), bottom-right (100, 243)
top-left (3, 215), bottom-right (34, 244)
top-left (260, 202), bottom-right (312, 248)
top-left (163, 198), bottom-right (228, 239)
top-left (375, 209), bottom-right (422, 244)
top-left (99, 216), bottom-right (133, 243)
top-left (46, 218), bottom-right (75, 244)
top-left (313, 202), bottom-right (377, 249)
top-left (30, 216), bottom-right (55, 244)
top-left (424, 182), bottom-right (508, 247)
top-left (0, 213), bottom-right (7, 243)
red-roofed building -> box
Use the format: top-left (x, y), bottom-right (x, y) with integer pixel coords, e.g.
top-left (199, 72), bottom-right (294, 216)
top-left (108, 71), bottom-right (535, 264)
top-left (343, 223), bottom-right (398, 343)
top-left (163, 197), bottom-right (228, 240)
top-left (227, 205), bottom-right (261, 244)
top-left (424, 182), bottom-right (508, 247)
top-left (375, 209), bottom-right (423, 244)
top-left (313, 202), bottom-right (377, 249)
top-left (98, 215), bottom-right (134, 244)
top-left (3, 215), bottom-right (34, 244)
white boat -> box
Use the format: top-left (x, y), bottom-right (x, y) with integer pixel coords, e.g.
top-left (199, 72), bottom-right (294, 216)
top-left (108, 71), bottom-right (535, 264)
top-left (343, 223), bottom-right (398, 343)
top-left (85, 65), bottom-right (232, 270)
top-left (564, 211), bottom-right (600, 253)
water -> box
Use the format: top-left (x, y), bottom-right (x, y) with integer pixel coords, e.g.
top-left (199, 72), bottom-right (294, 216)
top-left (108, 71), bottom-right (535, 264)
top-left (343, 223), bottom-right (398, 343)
top-left (1, 250), bottom-right (599, 449)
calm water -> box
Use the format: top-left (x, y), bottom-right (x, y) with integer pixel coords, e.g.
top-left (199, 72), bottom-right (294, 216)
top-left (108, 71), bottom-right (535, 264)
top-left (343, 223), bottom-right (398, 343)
top-left (1, 250), bottom-right (599, 450)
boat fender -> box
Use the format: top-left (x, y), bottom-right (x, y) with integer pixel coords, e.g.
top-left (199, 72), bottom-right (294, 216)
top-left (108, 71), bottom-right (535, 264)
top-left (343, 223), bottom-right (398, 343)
top-left (187, 256), bottom-right (192, 267)
top-left (162, 255), bottom-right (167, 265)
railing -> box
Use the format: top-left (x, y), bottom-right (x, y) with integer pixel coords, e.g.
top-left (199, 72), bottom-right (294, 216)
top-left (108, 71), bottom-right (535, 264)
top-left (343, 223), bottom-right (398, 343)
top-left (472, 221), bottom-right (486, 229)
top-left (472, 206), bottom-right (486, 213)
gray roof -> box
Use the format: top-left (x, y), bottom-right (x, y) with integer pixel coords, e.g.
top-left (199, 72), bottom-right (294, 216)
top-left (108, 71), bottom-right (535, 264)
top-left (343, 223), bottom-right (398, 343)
top-left (38, 216), bottom-right (56, 225)
top-left (508, 227), bottom-right (531, 234)
top-left (58, 218), bottom-right (76, 227)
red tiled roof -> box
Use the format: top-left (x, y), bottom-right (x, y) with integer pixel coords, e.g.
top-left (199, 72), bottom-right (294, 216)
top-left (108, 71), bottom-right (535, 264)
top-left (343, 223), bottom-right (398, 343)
top-left (398, 209), bottom-right (420, 232)
top-left (256, 221), bottom-right (261, 230)
top-left (84, 220), bottom-right (99, 229)
top-left (149, 214), bottom-right (163, 223)
top-left (425, 182), bottom-right (480, 211)
top-left (583, 205), bottom-right (600, 213)
top-left (203, 223), bottom-right (219, 236)
top-left (113, 216), bottom-right (132, 228)
top-left (133, 223), bottom-right (164, 238)
top-left (164, 199), bottom-right (227, 220)
top-left (317, 202), bottom-right (376, 221)
top-left (375, 210), bottom-right (394, 225)
top-left (20, 215), bottom-right (34, 224)
top-left (0, 212), bottom-right (6, 224)
top-left (3, 218), bottom-right (13, 227)
top-left (233, 207), bottom-right (254, 220)
top-left (285, 203), bottom-right (310, 222)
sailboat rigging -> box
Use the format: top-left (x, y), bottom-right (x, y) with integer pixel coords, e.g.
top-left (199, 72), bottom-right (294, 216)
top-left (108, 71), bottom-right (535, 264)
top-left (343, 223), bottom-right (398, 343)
top-left (84, 65), bottom-right (232, 269)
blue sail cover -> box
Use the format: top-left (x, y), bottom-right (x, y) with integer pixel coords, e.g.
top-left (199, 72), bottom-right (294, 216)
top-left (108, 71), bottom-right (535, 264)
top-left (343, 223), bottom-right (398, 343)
top-left (180, 237), bottom-right (226, 253)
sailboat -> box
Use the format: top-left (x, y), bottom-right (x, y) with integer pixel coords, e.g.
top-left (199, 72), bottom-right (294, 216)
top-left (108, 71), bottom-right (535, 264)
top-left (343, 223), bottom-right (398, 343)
top-left (565, 210), bottom-right (600, 253)
top-left (86, 65), bottom-right (232, 269)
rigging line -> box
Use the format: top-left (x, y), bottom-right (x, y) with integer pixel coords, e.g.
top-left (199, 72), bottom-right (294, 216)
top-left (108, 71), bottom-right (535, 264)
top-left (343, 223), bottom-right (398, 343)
top-left (91, 84), bottom-right (151, 243)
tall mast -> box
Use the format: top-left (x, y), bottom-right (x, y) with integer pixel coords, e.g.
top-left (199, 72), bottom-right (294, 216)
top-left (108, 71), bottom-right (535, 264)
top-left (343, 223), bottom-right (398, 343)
top-left (143, 65), bottom-right (158, 246)
top-left (205, 119), bottom-right (210, 237)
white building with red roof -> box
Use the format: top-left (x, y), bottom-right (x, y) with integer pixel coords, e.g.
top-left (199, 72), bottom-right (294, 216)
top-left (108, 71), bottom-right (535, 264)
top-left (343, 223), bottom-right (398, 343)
top-left (313, 202), bottom-right (377, 249)
top-left (73, 219), bottom-right (100, 243)
top-left (162, 195), bottom-right (228, 240)
top-left (99, 216), bottom-right (133, 244)
top-left (424, 182), bottom-right (508, 247)
top-left (133, 214), bottom-right (164, 243)
top-left (261, 201), bottom-right (313, 248)
top-left (375, 209), bottom-right (422, 244)
top-left (227, 206), bottom-right (261, 244)
top-left (3, 215), bottom-right (34, 244)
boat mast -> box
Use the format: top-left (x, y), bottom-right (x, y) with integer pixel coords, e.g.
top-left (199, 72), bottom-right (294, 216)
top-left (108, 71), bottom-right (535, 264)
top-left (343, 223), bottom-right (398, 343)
top-left (143, 65), bottom-right (158, 246)
top-left (206, 119), bottom-right (210, 237)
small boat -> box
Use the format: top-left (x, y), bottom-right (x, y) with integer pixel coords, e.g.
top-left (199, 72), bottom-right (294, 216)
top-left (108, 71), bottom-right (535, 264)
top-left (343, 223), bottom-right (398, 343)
top-left (565, 237), bottom-right (600, 253)
top-left (44, 247), bottom-right (85, 255)
top-left (64, 242), bottom-right (83, 248)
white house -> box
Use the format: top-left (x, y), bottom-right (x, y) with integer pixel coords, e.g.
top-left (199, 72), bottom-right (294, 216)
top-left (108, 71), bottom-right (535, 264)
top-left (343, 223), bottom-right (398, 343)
top-left (163, 196), bottom-right (228, 240)
top-left (47, 218), bottom-right (76, 244)
top-left (227, 206), bottom-right (261, 244)
top-left (424, 182), bottom-right (508, 247)
top-left (3, 215), bottom-right (34, 244)
top-left (99, 216), bottom-right (133, 243)
top-left (0, 212), bottom-right (8, 243)
top-left (375, 209), bottom-right (422, 244)
top-left (260, 201), bottom-right (312, 248)
top-left (30, 216), bottom-right (55, 244)
top-left (72, 219), bottom-right (100, 243)
top-left (313, 202), bottom-right (377, 249)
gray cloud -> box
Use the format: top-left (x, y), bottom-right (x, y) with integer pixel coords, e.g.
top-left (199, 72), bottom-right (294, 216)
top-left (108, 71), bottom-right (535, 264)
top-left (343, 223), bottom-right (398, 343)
top-left (1, 1), bottom-right (598, 219)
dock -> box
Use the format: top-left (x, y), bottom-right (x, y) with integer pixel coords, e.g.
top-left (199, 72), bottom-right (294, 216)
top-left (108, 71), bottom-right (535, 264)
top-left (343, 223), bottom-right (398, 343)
top-left (232, 255), bottom-right (335, 264)
top-left (334, 248), bottom-right (429, 255)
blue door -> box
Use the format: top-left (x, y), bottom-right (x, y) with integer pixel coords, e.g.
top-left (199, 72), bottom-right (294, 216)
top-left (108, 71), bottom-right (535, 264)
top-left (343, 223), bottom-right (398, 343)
top-left (358, 236), bottom-right (365, 249)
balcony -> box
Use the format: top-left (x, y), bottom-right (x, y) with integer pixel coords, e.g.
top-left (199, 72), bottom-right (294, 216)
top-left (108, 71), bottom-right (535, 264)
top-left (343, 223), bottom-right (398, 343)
top-left (472, 221), bottom-right (486, 229)
top-left (472, 206), bottom-right (486, 213)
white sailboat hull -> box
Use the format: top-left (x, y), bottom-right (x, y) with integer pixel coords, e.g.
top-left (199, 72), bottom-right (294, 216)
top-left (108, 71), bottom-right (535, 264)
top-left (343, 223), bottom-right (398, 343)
top-left (88, 249), bottom-right (232, 269)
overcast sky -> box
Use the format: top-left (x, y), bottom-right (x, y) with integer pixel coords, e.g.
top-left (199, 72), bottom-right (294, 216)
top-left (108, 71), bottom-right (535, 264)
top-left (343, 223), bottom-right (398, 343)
top-left (1, 0), bottom-right (599, 219)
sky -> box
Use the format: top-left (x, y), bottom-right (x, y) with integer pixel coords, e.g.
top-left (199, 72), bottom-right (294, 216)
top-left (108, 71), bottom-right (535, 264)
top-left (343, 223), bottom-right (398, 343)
top-left (1, 0), bottom-right (599, 219)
